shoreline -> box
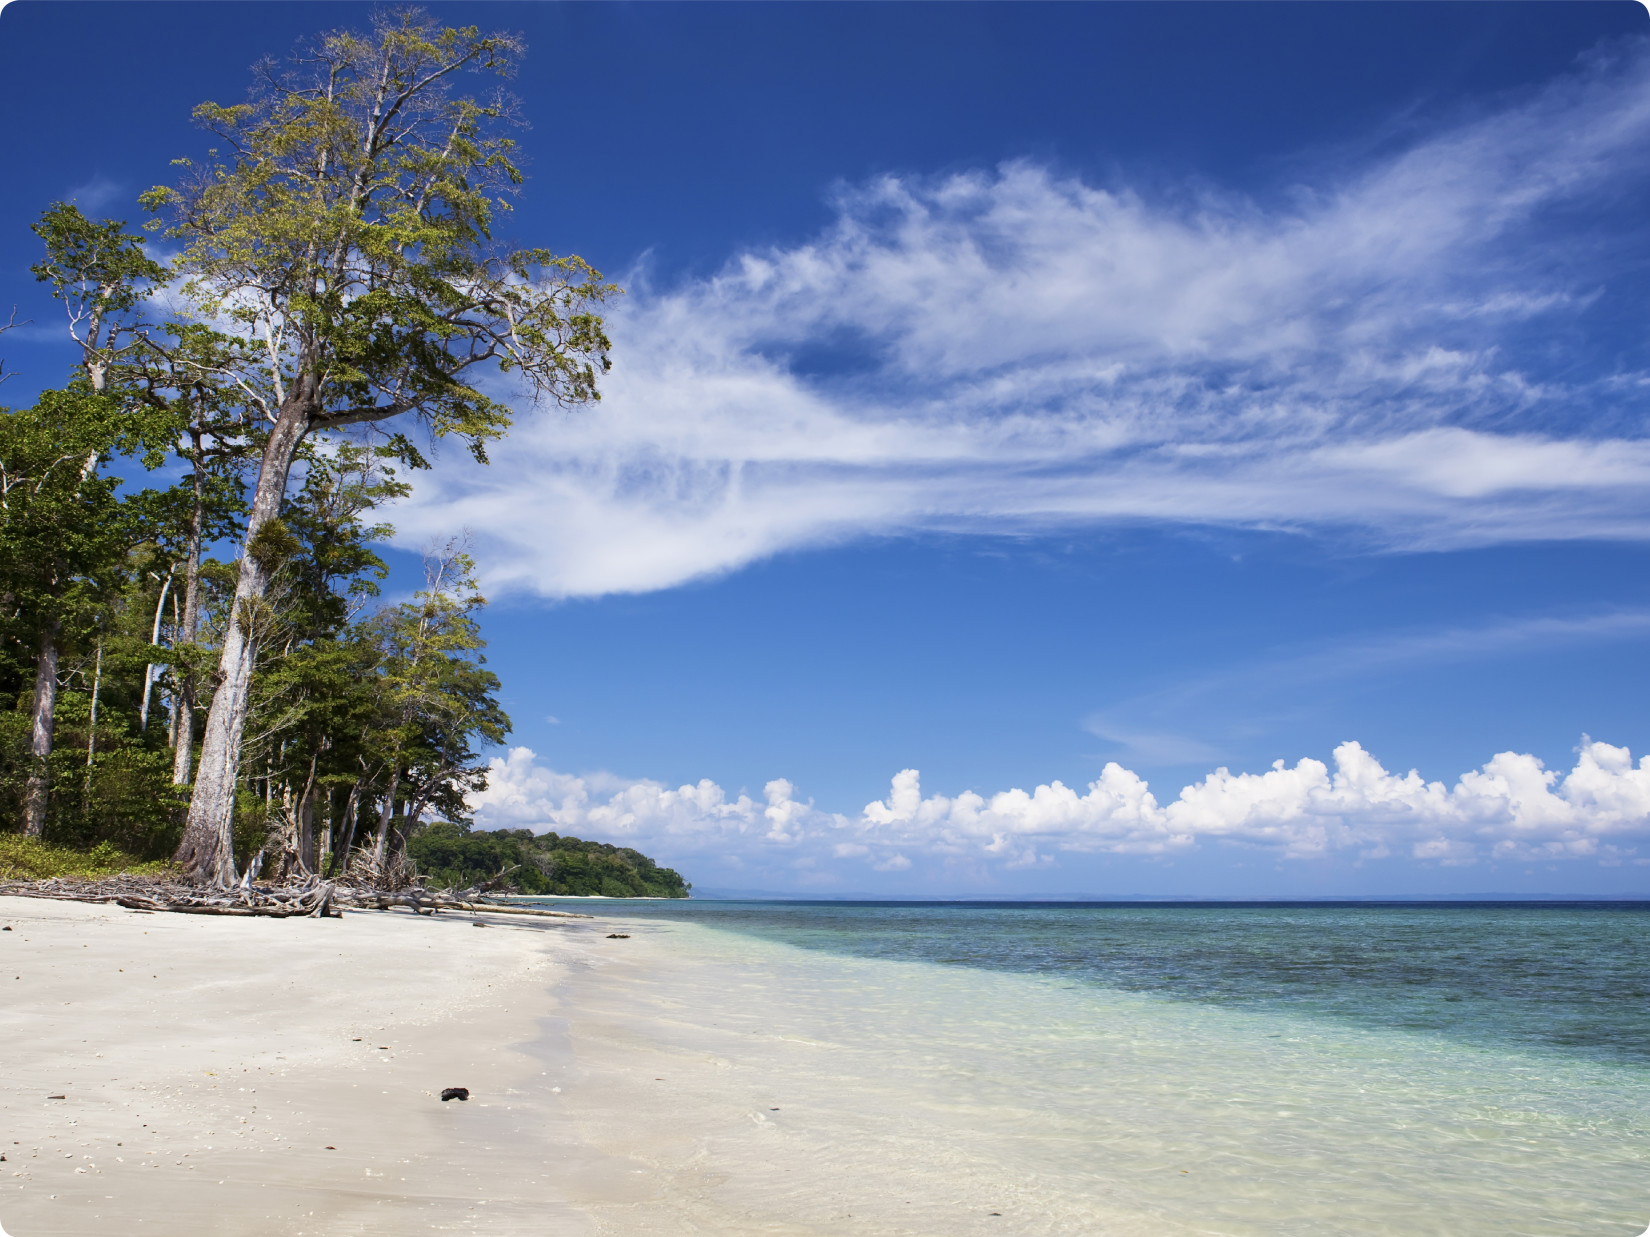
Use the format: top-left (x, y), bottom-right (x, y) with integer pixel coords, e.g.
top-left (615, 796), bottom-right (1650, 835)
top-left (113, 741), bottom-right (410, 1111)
top-left (8, 895), bottom-right (1646, 1236)
top-left (546, 911), bottom-right (1650, 1237)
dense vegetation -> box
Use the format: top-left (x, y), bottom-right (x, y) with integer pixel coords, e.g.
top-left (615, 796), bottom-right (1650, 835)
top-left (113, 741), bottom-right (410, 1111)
top-left (0, 13), bottom-right (684, 897)
top-left (408, 822), bottom-right (691, 898)
top-left (0, 835), bottom-right (168, 882)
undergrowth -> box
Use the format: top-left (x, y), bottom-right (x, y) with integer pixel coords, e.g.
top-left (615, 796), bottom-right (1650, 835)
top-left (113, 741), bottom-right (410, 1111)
top-left (0, 834), bottom-right (171, 881)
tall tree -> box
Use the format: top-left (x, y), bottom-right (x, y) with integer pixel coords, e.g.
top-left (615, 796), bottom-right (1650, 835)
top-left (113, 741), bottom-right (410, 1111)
top-left (127, 323), bottom-right (257, 785)
top-left (148, 11), bottom-right (614, 884)
top-left (31, 203), bottom-right (163, 396)
top-left (16, 206), bottom-right (165, 835)
top-left (0, 391), bottom-right (126, 836)
top-left (360, 544), bottom-right (508, 873)
top-left (239, 442), bottom-right (404, 877)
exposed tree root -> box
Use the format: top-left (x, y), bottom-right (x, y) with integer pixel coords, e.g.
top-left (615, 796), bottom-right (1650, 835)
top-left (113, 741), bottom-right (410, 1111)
top-left (0, 874), bottom-right (593, 921)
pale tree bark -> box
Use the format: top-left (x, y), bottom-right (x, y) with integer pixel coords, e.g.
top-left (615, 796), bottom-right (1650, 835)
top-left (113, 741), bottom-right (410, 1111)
top-left (296, 752), bottom-right (319, 876)
top-left (84, 642), bottom-right (103, 796)
top-left (370, 763), bottom-right (402, 870)
top-left (173, 405), bottom-right (311, 884)
top-left (138, 572), bottom-right (171, 731)
top-left (170, 437), bottom-right (207, 785)
top-left (337, 774), bottom-right (366, 869)
top-left (318, 785), bottom-right (336, 875)
top-left (22, 451), bottom-right (100, 840)
top-left (21, 620), bottom-right (62, 838)
top-left (166, 590), bottom-right (181, 749)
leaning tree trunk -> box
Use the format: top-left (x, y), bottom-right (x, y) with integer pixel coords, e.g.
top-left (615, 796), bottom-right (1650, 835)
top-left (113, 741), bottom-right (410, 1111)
top-left (171, 441), bottom-right (207, 785)
top-left (173, 404), bottom-right (311, 885)
top-left (370, 764), bottom-right (402, 871)
top-left (296, 753), bottom-right (319, 876)
top-left (337, 777), bottom-right (365, 869)
top-left (21, 620), bottom-right (63, 839)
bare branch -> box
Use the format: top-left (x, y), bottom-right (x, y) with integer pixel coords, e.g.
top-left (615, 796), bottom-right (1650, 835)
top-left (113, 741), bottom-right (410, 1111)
top-left (0, 305), bottom-right (28, 385)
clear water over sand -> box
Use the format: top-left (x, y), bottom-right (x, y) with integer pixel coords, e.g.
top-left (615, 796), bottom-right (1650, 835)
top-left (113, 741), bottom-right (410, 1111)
top-left (542, 901), bottom-right (1650, 1236)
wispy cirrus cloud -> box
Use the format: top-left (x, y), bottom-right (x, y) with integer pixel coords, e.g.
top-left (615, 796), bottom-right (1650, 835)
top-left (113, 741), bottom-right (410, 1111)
top-left (62, 175), bottom-right (127, 217)
top-left (471, 737), bottom-right (1650, 875)
top-left (1082, 607), bottom-right (1650, 767)
top-left (393, 43), bottom-right (1650, 599)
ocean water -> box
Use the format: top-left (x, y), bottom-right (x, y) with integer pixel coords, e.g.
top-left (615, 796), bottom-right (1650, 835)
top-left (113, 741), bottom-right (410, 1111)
top-left (538, 900), bottom-right (1650, 1235)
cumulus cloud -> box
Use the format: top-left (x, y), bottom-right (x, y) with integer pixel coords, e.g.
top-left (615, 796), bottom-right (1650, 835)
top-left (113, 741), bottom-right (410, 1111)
top-left (393, 46), bottom-right (1650, 598)
top-left (470, 737), bottom-right (1650, 873)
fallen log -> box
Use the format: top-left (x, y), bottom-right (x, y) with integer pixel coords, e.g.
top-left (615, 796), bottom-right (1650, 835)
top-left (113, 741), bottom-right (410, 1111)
top-left (1, 876), bottom-right (343, 918)
top-left (0, 876), bottom-right (589, 921)
top-left (451, 902), bottom-right (592, 921)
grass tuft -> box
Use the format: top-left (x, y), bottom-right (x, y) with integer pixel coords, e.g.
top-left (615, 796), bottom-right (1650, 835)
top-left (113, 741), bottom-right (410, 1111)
top-left (0, 835), bottom-right (171, 881)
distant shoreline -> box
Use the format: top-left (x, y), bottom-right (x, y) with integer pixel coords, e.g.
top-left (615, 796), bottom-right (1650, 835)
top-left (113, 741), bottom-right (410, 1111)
top-left (518, 891), bottom-right (1650, 906)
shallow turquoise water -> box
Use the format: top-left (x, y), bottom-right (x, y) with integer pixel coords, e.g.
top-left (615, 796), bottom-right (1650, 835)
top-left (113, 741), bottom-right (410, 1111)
top-left (543, 900), bottom-right (1650, 1066)
top-left (538, 900), bottom-right (1650, 1234)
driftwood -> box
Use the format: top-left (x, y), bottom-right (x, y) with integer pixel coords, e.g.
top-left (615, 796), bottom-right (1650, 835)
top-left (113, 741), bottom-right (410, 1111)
top-left (0, 875), bottom-right (591, 921)
top-left (357, 890), bottom-right (591, 919)
top-left (0, 874), bottom-right (343, 918)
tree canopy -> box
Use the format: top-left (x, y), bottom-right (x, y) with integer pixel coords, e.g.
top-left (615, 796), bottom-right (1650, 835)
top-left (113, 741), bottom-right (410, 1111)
top-left (0, 11), bottom-right (686, 898)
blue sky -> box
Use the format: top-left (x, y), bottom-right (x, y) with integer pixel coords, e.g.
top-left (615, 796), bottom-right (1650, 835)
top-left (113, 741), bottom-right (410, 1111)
top-left (4, 2), bottom-right (1650, 896)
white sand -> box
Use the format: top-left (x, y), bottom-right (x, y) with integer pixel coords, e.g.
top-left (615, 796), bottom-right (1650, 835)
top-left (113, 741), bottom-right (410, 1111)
top-left (0, 895), bottom-right (652, 1236)
top-left (2, 896), bottom-right (1104, 1237)
top-left (544, 917), bottom-right (1079, 1237)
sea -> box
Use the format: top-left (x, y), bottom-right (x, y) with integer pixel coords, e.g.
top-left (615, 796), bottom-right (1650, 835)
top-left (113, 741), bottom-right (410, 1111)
top-left (531, 899), bottom-right (1650, 1236)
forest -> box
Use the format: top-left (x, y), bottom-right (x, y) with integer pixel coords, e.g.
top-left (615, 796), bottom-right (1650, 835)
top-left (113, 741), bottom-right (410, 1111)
top-left (0, 11), bottom-right (687, 897)
top-left (408, 824), bottom-right (690, 899)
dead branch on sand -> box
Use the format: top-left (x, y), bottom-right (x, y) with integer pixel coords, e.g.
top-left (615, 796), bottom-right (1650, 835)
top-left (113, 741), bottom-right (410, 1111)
top-left (0, 874), bottom-right (592, 921)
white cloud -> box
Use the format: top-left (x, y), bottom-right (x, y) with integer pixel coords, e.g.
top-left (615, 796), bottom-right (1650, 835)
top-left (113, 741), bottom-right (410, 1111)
top-left (64, 175), bottom-right (126, 216)
top-left (393, 47), bottom-right (1650, 598)
top-left (470, 737), bottom-right (1650, 874)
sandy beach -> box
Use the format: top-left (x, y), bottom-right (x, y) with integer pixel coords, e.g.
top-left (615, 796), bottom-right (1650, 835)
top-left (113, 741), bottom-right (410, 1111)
top-left (0, 896), bottom-right (1092, 1237)
top-left (7, 896), bottom-right (1647, 1237)
top-left (0, 895), bottom-right (643, 1237)
top-left (0, 897), bottom-right (1024, 1237)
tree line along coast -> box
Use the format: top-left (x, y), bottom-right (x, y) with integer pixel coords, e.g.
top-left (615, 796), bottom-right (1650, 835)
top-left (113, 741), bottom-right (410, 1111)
top-left (0, 11), bottom-right (688, 900)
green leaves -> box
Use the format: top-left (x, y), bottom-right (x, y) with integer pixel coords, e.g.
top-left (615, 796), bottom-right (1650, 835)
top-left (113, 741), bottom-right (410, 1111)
top-left (149, 8), bottom-right (616, 458)
top-left (0, 388), bottom-right (127, 619)
top-left (327, 542), bottom-right (510, 845)
top-left (246, 517), bottom-right (301, 573)
top-left (31, 203), bottom-right (167, 394)
top-left (407, 823), bottom-right (691, 897)
top-left (30, 203), bottom-right (165, 322)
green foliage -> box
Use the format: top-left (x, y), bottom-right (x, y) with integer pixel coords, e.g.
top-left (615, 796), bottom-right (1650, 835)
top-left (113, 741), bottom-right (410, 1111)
top-left (143, 8), bottom-right (616, 458)
top-left (407, 820), bottom-right (691, 898)
top-left (0, 539), bottom-right (191, 857)
top-left (0, 833), bottom-right (169, 881)
top-left (31, 203), bottom-right (164, 324)
top-left (31, 202), bottom-right (167, 408)
top-left (42, 668), bottom-right (187, 855)
top-left (0, 20), bottom-right (683, 895)
top-left (0, 388), bottom-right (127, 631)
top-left (359, 545), bottom-right (508, 833)
top-left (245, 517), bottom-right (301, 574)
